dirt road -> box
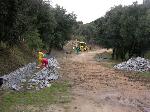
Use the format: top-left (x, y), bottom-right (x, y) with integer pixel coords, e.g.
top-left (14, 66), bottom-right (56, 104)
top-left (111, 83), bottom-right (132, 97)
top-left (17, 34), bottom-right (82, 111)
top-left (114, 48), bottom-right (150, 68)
top-left (57, 49), bottom-right (150, 112)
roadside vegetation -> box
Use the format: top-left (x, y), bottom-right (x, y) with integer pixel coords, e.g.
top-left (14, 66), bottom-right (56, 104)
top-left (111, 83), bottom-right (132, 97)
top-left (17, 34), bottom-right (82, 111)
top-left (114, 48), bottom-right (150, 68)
top-left (0, 0), bottom-right (76, 51)
top-left (0, 0), bottom-right (77, 74)
top-left (0, 82), bottom-right (70, 112)
top-left (74, 1), bottom-right (150, 61)
top-left (0, 43), bottom-right (34, 75)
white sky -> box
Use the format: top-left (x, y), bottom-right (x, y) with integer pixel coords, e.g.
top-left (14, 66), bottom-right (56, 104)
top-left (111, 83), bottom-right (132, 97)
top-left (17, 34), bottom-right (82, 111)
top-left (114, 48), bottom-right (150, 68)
top-left (51, 0), bottom-right (143, 24)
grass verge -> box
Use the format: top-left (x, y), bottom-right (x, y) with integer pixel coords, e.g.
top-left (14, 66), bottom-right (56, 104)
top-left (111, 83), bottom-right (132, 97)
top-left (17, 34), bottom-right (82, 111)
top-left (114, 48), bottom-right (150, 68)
top-left (0, 81), bottom-right (70, 112)
top-left (137, 72), bottom-right (150, 78)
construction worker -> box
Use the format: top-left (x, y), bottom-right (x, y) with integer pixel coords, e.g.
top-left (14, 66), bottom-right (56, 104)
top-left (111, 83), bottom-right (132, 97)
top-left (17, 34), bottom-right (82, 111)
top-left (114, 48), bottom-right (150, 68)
top-left (74, 39), bottom-right (79, 54)
top-left (41, 58), bottom-right (48, 68)
top-left (41, 50), bottom-right (48, 68)
top-left (75, 45), bottom-right (80, 54)
top-left (38, 50), bottom-right (44, 67)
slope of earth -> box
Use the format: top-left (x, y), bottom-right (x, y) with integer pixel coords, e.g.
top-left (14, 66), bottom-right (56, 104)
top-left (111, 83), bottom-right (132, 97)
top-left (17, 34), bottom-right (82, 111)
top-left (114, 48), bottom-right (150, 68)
top-left (0, 45), bottom-right (34, 76)
top-left (58, 49), bottom-right (150, 112)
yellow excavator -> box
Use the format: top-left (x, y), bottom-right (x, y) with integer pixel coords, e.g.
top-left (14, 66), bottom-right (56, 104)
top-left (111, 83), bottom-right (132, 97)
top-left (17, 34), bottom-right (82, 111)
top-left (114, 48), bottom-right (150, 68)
top-left (78, 41), bottom-right (88, 52)
top-left (73, 40), bottom-right (88, 52)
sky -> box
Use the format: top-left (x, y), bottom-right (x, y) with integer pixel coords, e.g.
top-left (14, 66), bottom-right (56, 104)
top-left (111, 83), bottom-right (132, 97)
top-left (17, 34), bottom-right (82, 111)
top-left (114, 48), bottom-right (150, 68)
top-left (51, 0), bottom-right (143, 24)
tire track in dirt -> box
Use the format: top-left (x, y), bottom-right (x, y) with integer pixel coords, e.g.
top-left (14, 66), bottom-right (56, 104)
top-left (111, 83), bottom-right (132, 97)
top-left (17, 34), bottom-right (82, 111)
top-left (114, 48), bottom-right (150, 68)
top-left (59, 49), bottom-right (150, 112)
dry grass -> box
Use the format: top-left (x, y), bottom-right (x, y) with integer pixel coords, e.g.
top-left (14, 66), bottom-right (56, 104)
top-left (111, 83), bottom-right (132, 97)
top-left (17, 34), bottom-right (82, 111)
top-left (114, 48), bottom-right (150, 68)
top-left (0, 44), bottom-right (34, 76)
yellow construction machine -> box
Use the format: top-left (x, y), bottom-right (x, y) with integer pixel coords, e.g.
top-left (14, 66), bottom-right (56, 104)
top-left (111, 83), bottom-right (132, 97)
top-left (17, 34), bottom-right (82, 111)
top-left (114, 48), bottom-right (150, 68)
top-left (78, 41), bottom-right (88, 52)
top-left (73, 40), bottom-right (88, 52)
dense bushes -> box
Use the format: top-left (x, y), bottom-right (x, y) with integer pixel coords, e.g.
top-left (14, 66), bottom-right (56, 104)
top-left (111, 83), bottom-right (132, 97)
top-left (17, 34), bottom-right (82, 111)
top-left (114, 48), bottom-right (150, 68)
top-left (0, 0), bottom-right (76, 52)
top-left (94, 2), bottom-right (150, 60)
top-left (74, 23), bottom-right (97, 43)
top-left (75, 1), bottom-right (150, 60)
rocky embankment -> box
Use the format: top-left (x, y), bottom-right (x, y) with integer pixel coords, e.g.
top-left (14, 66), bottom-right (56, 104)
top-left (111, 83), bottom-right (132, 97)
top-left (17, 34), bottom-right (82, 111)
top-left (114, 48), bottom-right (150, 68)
top-left (0, 57), bottom-right (59, 91)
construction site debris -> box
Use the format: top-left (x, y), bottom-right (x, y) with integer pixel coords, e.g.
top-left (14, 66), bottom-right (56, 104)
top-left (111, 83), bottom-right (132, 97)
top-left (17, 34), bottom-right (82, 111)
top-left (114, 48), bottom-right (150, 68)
top-left (0, 57), bottom-right (59, 91)
top-left (114, 57), bottom-right (150, 72)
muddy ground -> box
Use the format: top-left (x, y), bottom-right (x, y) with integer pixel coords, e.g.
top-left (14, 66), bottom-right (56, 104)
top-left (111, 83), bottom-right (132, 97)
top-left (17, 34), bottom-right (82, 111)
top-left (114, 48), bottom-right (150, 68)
top-left (54, 48), bottom-right (150, 112)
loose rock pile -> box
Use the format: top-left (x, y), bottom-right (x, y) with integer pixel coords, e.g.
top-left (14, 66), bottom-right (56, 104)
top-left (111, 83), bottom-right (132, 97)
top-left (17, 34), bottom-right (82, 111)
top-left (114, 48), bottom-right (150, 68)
top-left (0, 57), bottom-right (59, 91)
top-left (26, 65), bottom-right (59, 91)
top-left (1, 63), bottom-right (36, 91)
top-left (114, 57), bottom-right (150, 72)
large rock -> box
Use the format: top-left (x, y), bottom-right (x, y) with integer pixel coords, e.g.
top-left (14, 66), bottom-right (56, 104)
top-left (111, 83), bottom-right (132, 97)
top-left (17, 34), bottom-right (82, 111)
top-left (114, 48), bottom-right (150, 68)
top-left (114, 57), bottom-right (150, 72)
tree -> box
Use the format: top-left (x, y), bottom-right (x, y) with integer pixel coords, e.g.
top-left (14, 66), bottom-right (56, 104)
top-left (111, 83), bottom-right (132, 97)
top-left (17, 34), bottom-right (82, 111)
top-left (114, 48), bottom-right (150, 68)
top-left (92, 2), bottom-right (150, 60)
top-left (74, 23), bottom-right (97, 43)
top-left (52, 5), bottom-right (76, 50)
top-left (0, 0), bottom-right (77, 52)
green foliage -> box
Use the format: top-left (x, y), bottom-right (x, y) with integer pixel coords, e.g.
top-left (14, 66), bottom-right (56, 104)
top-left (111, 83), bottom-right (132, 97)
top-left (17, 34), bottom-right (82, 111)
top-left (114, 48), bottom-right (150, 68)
top-left (52, 5), bottom-right (77, 49)
top-left (25, 29), bottom-right (43, 49)
top-left (75, 35), bottom-right (86, 41)
top-left (145, 51), bottom-right (150, 59)
top-left (93, 2), bottom-right (150, 60)
top-left (139, 72), bottom-right (150, 77)
top-left (0, 0), bottom-right (77, 52)
top-left (74, 1), bottom-right (150, 60)
top-left (74, 23), bottom-right (97, 43)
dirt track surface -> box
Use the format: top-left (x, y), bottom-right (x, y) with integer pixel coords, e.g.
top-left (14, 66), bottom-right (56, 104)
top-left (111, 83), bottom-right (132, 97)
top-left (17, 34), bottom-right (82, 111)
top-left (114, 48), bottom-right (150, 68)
top-left (57, 49), bottom-right (150, 112)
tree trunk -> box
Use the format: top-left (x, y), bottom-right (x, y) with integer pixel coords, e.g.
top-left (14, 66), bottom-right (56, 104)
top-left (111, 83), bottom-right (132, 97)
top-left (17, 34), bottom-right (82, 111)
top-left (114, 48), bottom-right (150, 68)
top-left (116, 48), bottom-right (119, 60)
top-left (128, 49), bottom-right (133, 59)
top-left (112, 48), bottom-right (115, 59)
top-left (48, 48), bottom-right (52, 54)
